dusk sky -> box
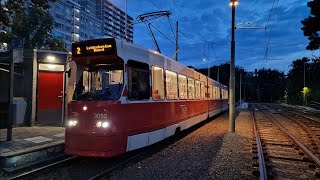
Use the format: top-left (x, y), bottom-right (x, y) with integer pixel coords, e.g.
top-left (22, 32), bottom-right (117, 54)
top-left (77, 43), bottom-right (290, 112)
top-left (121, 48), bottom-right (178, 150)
top-left (109, 0), bottom-right (317, 74)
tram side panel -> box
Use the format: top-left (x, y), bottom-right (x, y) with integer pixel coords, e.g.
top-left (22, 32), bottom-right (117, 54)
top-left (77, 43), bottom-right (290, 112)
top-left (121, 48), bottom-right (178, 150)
top-left (110, 99), bottom-right (209, 152)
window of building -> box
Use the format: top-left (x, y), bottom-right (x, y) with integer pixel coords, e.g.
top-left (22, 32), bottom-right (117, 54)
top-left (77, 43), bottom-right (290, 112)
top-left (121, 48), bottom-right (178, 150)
top-left (53, 30), bottom-right (63, 38)
top-left (152, 66), bottom-right (164, 100)
top-left (188, 78), bottom-right (194, 99)
top-left (55, 22), bottom-right (63, 30)
top-left (200, 81), bottom-right (205, 99)
top-left (178, 74), bottom-right (187, 99)
top-left (166, 70), bottom-right (178, 99)
top-left (195, 80), bottom-right (200, 99)
top-left (127, 60), bottom-right (150, 100)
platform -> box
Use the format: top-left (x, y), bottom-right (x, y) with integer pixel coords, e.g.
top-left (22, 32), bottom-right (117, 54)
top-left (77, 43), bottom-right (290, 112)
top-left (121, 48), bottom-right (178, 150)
top-left (0, 126), bottom-right (65, 171)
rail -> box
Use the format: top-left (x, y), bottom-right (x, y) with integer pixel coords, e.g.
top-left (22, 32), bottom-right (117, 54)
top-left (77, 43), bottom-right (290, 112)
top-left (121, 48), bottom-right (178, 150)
top-left (9, 156), bottom-right (77, 179)
top-left (251, 106), bottom-right (268, 180)
top-left (257, 104), bottom-right (320, 168)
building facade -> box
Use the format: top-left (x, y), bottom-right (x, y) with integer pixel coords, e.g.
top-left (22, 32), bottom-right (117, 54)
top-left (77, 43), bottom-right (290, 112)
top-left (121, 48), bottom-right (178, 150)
top-left (50, 0), bottom-right (133, 50)
top-left (50, 0), bottom-right (102, 50)
top-left (96, 0), bottom-right (134, 43)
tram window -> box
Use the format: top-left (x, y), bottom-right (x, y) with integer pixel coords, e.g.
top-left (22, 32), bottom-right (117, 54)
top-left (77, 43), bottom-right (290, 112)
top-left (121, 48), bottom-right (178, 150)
top-left (200, 81), bottom-right (205, 99)
top-left (187, 78), bottom-right (195, 99)
top-left (195, 80), bottom-right (200, 99)
top-left (166, 70), bottom-right (178, 99)
top-left (178, 74), bottom-right (187, 99)
top-left (128, 60), bottom-right (150, 100)
top-left (217, 87), bottom-right (221, 99)
top-left (152, 66), bottom-right (164, 100)
top-left (208, 85), bottom-right (213, 99)
top-left (73, 68), bottom-right (124, 101)
top-left (213, 86), bottom-right (217, 99)
top-left (226, 90), bottom-right (229, 99)
top-left (221, 89), bottom-right (224, 99)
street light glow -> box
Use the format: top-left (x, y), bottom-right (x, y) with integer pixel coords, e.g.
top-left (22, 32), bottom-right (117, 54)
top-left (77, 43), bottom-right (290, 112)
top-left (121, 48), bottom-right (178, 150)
top-left (229, 0), bottom-right (238, 6)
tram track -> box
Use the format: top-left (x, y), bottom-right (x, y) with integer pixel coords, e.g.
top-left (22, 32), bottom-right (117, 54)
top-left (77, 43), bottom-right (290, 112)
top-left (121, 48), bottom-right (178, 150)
top-left (267, 103), bottom-right (320, 148)
top-left (4, 115), bottom-right (216, 180)
top-left (251, 103), bottom-right (320, 179)
top-left (8, 156), bottom-right (78, 180)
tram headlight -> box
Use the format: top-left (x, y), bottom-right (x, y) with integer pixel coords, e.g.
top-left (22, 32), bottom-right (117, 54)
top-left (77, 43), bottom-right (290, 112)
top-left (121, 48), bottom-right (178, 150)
top-left (96, 121), bottom-right (109, 128)
top-left (68, 120), bottom-right (78, 127)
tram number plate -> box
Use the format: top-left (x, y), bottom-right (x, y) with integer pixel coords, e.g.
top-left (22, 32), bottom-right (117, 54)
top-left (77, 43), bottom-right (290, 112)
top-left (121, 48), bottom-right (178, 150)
top-left (180, 105), bottom-right (187, 113)
top-left (94, 113), bottom-right (108, 119)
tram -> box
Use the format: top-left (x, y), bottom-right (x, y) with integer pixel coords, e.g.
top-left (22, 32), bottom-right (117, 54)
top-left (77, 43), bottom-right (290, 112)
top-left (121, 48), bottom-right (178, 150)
top-left (65, 38), bottom-right (228, 157)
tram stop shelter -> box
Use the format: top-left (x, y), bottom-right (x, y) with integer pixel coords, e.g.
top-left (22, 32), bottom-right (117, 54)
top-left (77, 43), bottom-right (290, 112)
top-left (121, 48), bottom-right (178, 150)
top-left (0, 49), bottom-right (69, 171)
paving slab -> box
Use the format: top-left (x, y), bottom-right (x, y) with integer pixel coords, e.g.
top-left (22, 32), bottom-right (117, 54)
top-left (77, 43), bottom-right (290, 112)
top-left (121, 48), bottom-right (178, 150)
top-left (0, 126), bottom-right (65, 170)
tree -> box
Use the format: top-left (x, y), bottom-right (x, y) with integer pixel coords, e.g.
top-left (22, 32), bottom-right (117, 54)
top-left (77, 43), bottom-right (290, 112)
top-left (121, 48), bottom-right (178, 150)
top-left (0, 0), bottom-right (64, 50)
top-left (41, 36), bottom-right (67, 52)
top-left (301, 0), bottom-right (320, 50)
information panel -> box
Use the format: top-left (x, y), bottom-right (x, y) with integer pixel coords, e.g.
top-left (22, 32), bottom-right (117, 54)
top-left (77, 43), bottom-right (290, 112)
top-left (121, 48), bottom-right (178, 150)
top-left (72, 38), bottom-right (116, 58)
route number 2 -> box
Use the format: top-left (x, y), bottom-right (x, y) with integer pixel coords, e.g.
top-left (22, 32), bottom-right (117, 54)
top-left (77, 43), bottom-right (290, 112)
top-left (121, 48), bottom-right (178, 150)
top-left (77, 47), bottom-right (81, 54)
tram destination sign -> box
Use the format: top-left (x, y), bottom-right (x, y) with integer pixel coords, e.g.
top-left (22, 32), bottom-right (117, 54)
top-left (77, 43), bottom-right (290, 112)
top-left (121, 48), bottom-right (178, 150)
top-left (72, 38), bottom-right (116, 58)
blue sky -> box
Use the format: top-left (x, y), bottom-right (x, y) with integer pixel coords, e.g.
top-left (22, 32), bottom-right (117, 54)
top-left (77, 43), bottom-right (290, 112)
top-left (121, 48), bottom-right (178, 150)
top-left (109, 0), bottom-right (318, 73)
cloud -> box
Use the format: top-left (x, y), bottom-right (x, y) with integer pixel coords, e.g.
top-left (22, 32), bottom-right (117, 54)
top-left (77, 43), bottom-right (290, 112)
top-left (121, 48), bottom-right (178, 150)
top-left (108, 0), bottom-right (315, 74)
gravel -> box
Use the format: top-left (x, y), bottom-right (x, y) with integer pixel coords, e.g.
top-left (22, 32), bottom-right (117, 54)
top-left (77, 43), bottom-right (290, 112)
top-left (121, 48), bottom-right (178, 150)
top-left (108, 110), bottom-right (254, 180)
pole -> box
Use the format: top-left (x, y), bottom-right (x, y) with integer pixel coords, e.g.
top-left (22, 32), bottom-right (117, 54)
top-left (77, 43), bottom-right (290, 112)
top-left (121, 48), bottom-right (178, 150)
top-left (229, 2), bottom-right (236, 133)
top-left (176, 21), bottom-right (178, 61)
top-left (124, 0), bottom-right (127, 41)
top-left (217, 65), bottom-right (220, 82)
top-left (304, 61), bottom-right (305, 87)
top-left (7, 47), bottom-right (13, 141)
top-left (208, 60), bottom-right (211, 78)
top-left (303, 61), bottom-right (306, 106)
top-left (240, 72), bottom-right (242, 107)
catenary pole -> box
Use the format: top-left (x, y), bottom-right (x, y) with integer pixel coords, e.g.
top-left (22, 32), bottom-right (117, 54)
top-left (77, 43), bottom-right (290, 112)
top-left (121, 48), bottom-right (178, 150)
top-left (229, 0), bottom-right (237, 133)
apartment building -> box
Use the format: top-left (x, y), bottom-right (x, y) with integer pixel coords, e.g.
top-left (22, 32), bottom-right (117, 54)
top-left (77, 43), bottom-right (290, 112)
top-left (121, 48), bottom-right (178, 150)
top-left (96, 0), bottom-right (133, 43)
top-left (50, 0), bottom-right (133, 50)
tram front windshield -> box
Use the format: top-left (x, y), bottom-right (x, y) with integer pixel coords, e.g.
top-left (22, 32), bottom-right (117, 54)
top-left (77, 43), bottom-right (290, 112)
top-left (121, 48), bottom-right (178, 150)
top-left (73, 65), bottom-right (123, 101)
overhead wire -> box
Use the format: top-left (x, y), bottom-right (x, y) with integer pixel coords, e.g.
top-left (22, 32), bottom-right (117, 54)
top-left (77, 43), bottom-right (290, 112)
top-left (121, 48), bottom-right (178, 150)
top-left (265, 0), bottom-right (280, 62)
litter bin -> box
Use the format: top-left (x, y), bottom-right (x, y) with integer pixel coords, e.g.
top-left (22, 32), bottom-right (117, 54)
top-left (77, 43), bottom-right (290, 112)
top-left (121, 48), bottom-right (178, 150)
top-left (13, 97), bottom-right (26, 125)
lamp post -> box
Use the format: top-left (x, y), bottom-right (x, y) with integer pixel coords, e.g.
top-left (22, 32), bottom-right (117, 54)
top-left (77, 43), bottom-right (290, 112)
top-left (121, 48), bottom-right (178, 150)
top-left (229, 0), bottom-right (237, 133)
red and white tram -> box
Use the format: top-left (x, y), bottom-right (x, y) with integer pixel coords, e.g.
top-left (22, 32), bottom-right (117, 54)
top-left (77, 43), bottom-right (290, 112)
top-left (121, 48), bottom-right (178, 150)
top-left (65, 38), bottom-right (228, 157)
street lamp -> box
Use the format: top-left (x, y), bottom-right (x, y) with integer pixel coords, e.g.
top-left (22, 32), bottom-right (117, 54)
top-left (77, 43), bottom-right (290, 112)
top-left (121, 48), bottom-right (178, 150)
top-left (229, 0), bottom-right (237, 133)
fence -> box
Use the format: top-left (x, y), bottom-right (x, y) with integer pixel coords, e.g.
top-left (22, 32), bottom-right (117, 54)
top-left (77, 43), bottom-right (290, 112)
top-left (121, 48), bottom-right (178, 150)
top-left (310, 101), bottom-right (320, 110)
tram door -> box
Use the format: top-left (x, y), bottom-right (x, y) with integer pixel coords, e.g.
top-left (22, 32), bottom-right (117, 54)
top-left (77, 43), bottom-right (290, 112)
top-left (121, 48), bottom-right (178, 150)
top-left (37, 70), bottom-right (64, 125)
